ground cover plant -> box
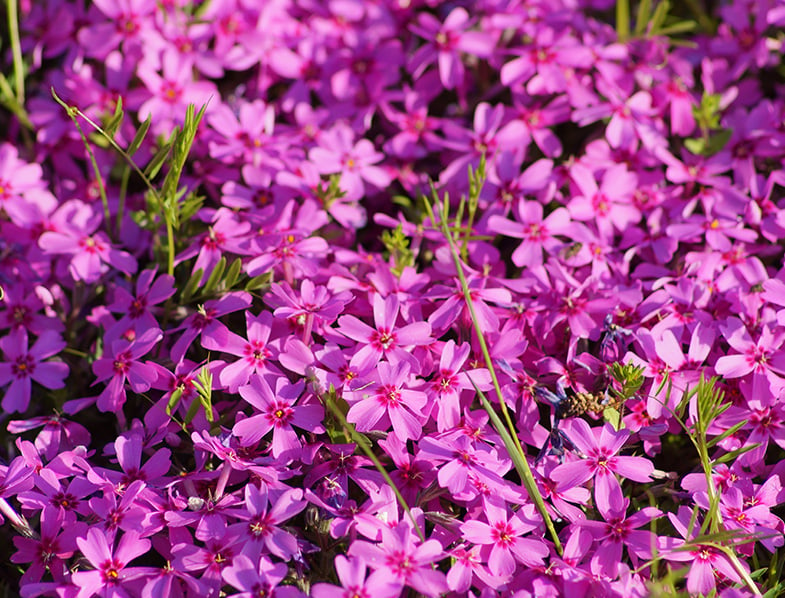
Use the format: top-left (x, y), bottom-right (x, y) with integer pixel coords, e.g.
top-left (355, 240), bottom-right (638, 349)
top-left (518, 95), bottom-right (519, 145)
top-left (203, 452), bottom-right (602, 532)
top-left (0, 0), bottom-right (784, 595)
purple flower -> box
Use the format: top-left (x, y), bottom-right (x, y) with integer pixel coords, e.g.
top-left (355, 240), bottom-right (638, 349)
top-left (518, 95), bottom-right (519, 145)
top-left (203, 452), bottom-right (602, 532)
top-left (71, 528), bottom-right (153, 598)
top-left (308, 123), bottom-right (391, 201)
top-left (221, 554), bottom-right (303, 598)
top-left (348, 518), bottom-right (448, 597)
top-left (409, 7), bottom-right (495, 90)
top-left (85, 327), bottom-right (162, 413)
top-left (233, 374), bottom-right (324, 458)
top-left (39, 200), bottom-right (137, 283)
top-left (337, 293), bottom-right (433, 373)
top-left (460, 497), bottom-right (549, 578)
top-left (0, 328), bottom-right (67, 413)
top-left (311, 555), bottom-right (402, 598)
top-left (550, 419), bottom-right (654, 513)
top-left (346, 361), bottom-right (427, 441)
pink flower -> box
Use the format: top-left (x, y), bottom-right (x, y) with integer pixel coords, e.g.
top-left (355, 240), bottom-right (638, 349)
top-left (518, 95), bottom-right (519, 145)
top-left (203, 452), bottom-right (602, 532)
top-left (308, 123), bottom-right (390, 201)
top-left (39, 201), bottom-right (137, 284)
top-left (550, 419), bottom-right (654, 513)
top-left (346, 361), bottom-right (427, 441)
top-left (409, 7), bottom-right (495, 90)
top-left (71, 528), bottom-right (153, 598)
top-left (348, 518), bottom-right (448, 597)
top-left (488, 199), bottom-right (571, 270)
top-left (203, 311), bottom-right (277, 392)
top-left (337, 294), bottom-right (433, 373)
top-left (0, 328), bottom-right (67, 413)
top-left (311, 555), bottom-right (402, 598)
top-left (233, 374), bottom-right (324, 459)
top-left (715, 318), bottom-right (785, 404)
top-left (86, 327), bottom-right (162, 413)
top-left (460, 498), bottom-right (549, 578)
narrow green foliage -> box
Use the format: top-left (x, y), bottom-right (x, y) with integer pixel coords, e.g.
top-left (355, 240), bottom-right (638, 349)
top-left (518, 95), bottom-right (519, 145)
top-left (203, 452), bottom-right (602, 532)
top-left (244, 272), bottom-right (272, 292)
top-left (202, 257), bottom-right (227, 297)
top-left (381, 224), bottom-right (415, 277)
top-left (634, 0), bottom-right (653, 35)
top-left (127, 115), bottom-right (152, 157)
top-left (102, 97), bottom-right (125, 141)
top-left (51, 88), bottom-right (112, 238)
top-left (317, 174), bottom-right (346, 210)
top-left (610, 362), bottom-right (646, 400)
top-left (180, 269), bottom-right (203, 303)
top-left (616, 0), bottom-right (631, 41)
top-left (192, 365), bottom-right (218, 435)
top-left (623, 0), bottom-right (698, 44)
top-left (143, 135), bottom-right (176, 179)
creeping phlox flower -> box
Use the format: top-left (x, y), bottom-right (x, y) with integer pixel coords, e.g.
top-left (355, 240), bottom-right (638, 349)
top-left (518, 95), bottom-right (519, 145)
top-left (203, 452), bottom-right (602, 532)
top-left (0, 1), bottom-right (784, 597)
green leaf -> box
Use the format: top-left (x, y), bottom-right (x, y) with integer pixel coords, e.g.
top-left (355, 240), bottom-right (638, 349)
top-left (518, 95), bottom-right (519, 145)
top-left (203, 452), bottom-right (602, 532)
top-left (166, 386), bottom-right (184, 416)
top-left (649, 0), bottom-right (671, 33)
top-left (143, 136), bottom-right (174, 179)
top-left (706, 419), bottom-right (747, 448)
top-left (657, 20), bottom-right (697, 36)
top-left (202, 257), bottom-right (226, 296)
top-left (181, 268), bottom-right (203, 302)
top-left (635, 0), bottom-right (652, 35)
top-left (244, 272), bottom-right (271, 292)
top-left (223, 258), bottom-right (243, 290)
top-left (713, 443), bottom-right (759, 464)
top-left (103, 96), bottom-right (124, 140)
top-left (685, 137), bottom-right (706, 155)
top-left (127, 115), bottom-right (152, 157)
top-left (604, 406), bottom-right (622, 430)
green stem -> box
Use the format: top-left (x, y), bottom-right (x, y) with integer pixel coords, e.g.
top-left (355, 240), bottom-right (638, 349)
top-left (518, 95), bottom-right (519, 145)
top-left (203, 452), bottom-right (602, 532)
top-left (7, 0), bottom-right (24, 106)
top-left (51, 89), bottom-right (113, 239)
top-left (616, 0), bottom-right (630, 41)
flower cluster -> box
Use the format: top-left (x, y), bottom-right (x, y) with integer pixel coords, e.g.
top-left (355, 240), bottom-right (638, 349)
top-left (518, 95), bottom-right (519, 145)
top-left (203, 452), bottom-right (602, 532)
top-left (0, 0), bottom-right (784, 596)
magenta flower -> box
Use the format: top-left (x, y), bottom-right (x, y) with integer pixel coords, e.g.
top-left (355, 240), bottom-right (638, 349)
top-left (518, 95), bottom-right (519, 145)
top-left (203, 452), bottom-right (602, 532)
top-left (0, 328), bottom-right (67, 413)
top-left (427, 340), bottom-right (492, 431)
top-left (488, 199), bottom-right (571, 269)
top-left (267, 279), bottom-right (352, 343)
top-left (203, 311), bottom-right (277, 392)
top-left (39, 202), bottom-right (137, 283)
top-left (170, 292), bottom-right (252, 365)
top-left (106, 269), bottom-right (175, 340)
top-left (221, 554), bottom-right (303, 598)
top-left (550, 419), bottom-right (654, 513)
top-left (576, 488), bottom-right (662, 578)
top-left (312, 555), bottom-right (402, 598)
top-left (568, 162), bottom-right (639, 239)
top-left (460, 498), bottom-right (549, 578)
top-left (308, 123), bottom-right (391, 201)
top-left (136, 50), bottom-right (216, 133)
top-left (715, 318), bottom-right (785, 404)
top-left (86, 327), bottom-right (162, 413)
top-left (337, 293), bottom-right (433, 372)
top-left (71, 528), bottom-right (153, 598)
top-left (233, 374), bottom-right (324, 458)
top-left (346, 361), bottom-right (427, 441)
top-left (660, 507), bottom-right (749, 596)
top-left (228, 485), bottom-right (305, 561)
top-left (409, 7), bottom-right (495, 90)
top-left (176, 208), bottom-right (252, 280)
top-left (12, 506), bottom-right (86, 585)
top-left (348, 519), bottom-right (448, 597)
